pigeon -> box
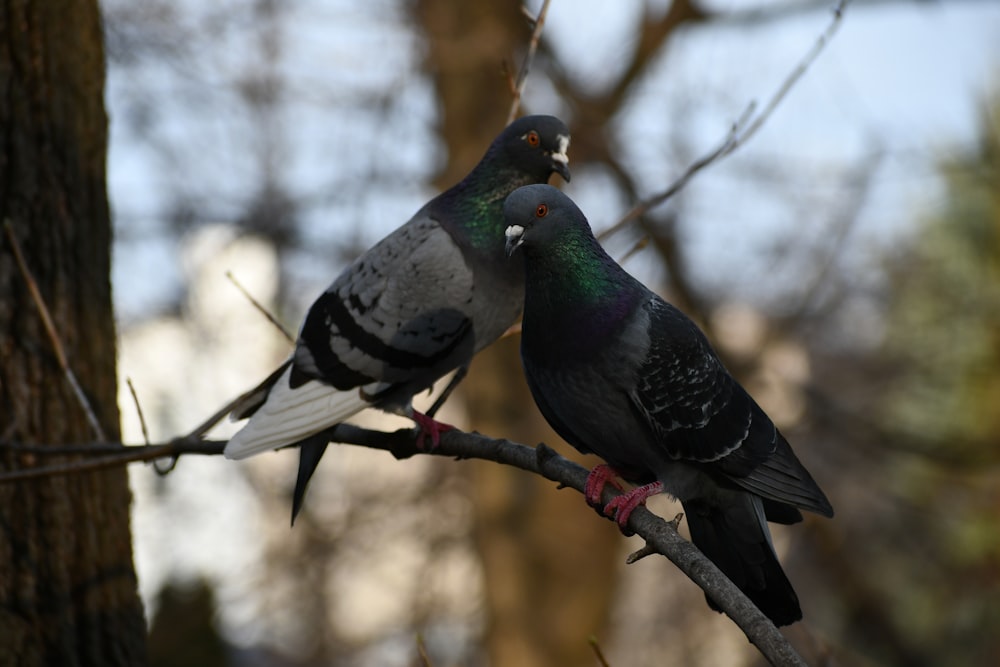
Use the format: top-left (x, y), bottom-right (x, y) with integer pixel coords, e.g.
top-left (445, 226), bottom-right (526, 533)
top-left (225, 116), bottom-right (571, 523)
top-left (503, 184), bottom-right (833, 626)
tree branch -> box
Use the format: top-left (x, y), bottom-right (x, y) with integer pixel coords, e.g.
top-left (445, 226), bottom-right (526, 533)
top-left (226, 269), bottom-right (295, 342)
top-left (596, 0), bottom-right (850, 243)
top-left (506, 0), bottom-right (553, 124)
top-left (3, 219), bottom-right (108, 441)
top-left (0, 426), bottom-right (807, 665)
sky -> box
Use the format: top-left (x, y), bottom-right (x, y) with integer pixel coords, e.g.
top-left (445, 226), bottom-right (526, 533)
top-left (107, 1), bottom-right (1000, 321)
top-left (104, 0), bottom-right (1000, 654)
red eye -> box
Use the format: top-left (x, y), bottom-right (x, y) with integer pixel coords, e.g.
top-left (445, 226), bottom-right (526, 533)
top-left (526, 131), bottom-right (540, 147)
top-left (535, 204), bottom-right (548, 218)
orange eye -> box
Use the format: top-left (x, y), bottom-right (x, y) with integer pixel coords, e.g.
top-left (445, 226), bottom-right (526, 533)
top-left (526, 131), bottom-right (540, 147)
top-left (535, 204), bottom-right (548, 218)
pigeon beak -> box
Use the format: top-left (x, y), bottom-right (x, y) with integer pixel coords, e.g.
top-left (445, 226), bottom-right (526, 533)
top-left (552, 159), bottom-right (571, 183)
top-left (550, 134), bottom-right (571, 182)
top-left (505, 225), bottom-right (525, 258)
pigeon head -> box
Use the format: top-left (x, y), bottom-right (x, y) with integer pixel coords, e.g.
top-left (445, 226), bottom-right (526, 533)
top-left (497, 115), bottom-right (571, 184)
top-left (503, 184), bottom-right (586, 258)
top-left (504, 184), bottom-right (642, 346)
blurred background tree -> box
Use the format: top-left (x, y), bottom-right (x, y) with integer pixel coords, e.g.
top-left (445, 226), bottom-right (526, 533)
top-left (94, 0), bottom-right (1000, 665)
top-left (0, 1), bottom-right (146, 664)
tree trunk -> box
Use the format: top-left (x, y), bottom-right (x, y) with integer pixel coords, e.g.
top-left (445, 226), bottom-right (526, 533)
top-left (0, 1), bottom-right (148, 665)
top-left (412, 2), bottom-right (621, 664)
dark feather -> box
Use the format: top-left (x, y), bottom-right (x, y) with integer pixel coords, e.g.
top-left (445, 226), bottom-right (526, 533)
top-left (505, 184), bottom-right (833, 626)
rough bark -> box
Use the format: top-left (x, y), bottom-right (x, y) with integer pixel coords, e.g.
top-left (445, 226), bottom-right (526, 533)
top-left (0, 1), bottom-right (147, 665)
top-left (412, 2), bottom-right (621, 664)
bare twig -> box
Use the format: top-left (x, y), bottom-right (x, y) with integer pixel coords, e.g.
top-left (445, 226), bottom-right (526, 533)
top-left (739, 0), bottom-right (848, 145)
top-left (589, 636), bottom-right (613, 667)
top-left (126, 376), bottom-right (176, 473)
top-left (626, 513), bottom-right (684, 564)
top-left (177, 370), bottom-right (290, 443)
top-left (415, 634), bottom-right (434, 667)
top-left (501, 59), bottom-right (517, 98)
top-left (625, 542), bottom-right (659, 565)
top-left (597, 0), bottom-right (850, 242)
top-left (597, 103), bottom-right (755, 242)
top-left (786, 152), bottom-right (880, 323)
top-left (3, 219), bottom-right (107, 441)
top-left (0, 438), bottom-right (222, 481)
top-left (506, 0), bottom-right (553, 124)
top-left (226, 270), bottom-right (295, 342)
top-left (126, 377), bottom-right (151, 446)
top-left (0, 428), bottom-right (807, 666)
top-left (617, 235), bottom-right (650, 265)
top-left (0, 441), bottom-right (139, 455)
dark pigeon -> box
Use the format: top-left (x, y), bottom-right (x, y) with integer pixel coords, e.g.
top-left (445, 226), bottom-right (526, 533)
top-left (503, 184), bottom-right (833, 626)
top-left (225, 117), bottom-right (571, 524)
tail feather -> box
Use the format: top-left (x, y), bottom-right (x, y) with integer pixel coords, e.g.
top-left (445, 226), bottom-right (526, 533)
top-left (224, 365), bottom-right (371, 460)
top-left (735, 434), bottom-right (834, 519)
top-left (682, 495), bottom-right (802, 626)
top-left (291, 437), bottom-right (329, 525)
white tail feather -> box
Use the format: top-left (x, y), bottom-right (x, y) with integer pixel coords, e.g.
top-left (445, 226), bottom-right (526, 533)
top-left (224, 366), bottom-right (371, 460)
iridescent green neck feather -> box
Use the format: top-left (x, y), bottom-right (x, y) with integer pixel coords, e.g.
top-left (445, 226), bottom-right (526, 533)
top-left (522, 230), bottom-right (644, 347)
top-left (435, 160), bottom-right (539, 252)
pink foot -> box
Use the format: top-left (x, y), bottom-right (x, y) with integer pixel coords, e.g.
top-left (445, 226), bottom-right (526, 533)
top-left (412, 410), bottom-right (455, 450)
top-left (603, 481), bottom-right (664, 528)
top-left (584, 464), bottom-right (625, 507)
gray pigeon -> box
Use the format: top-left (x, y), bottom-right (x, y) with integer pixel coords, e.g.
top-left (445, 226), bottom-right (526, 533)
top-left (503, 184), bottom-right (832, 626)
top-left (225, 116), bottom-right (571, 523)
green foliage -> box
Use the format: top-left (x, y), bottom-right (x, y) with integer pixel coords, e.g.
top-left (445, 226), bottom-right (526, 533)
top-left (886, 98), bottom-right (1000, 450)
top-left (877, 91), bottom-right (1000, 666)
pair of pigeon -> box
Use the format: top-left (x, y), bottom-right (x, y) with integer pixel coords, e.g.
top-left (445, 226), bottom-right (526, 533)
top-left (224, 115), bottom-right (833, 627)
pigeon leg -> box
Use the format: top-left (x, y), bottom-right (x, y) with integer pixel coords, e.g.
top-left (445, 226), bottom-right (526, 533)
top-left (603, 480), bottom-right (665, 528)
top-left (425, 366), bottom-right (468, 419)
top-left (412, 410), bottom-right (456, 450)
top-left (584, 464), bottom-right (626, 507)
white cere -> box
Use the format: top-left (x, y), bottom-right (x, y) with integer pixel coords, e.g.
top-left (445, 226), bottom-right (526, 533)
top-left (552, 135), bottom-right (570, 163)
top-left (505, 224), bottom-right (525, 241)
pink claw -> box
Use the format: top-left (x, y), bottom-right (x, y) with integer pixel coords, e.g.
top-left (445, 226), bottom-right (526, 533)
top-left (412, 410), bottom-right (455, 450)
top-left (584, 464), bottom-right (625, 507)
top-left (603, 480), bottom-right (664, 528)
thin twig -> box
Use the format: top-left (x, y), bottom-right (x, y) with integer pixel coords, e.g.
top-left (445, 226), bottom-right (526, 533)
top-left (597, 0), bottom-right (849, 242)
top-left (126, 377), bottom-right (151, 446)
top-left (617, 235), bottom-right (650, 265)
top-left (501, 59), bottom-right (517, 98)
top-left (625, 542), bottom-right (659, 565)
top-left (415, 634), bottom-right (434, 667)
top-left (3, 219), bottom-right (107, 441)
top-left (506, 0), bottom-right (553, 124)
top-left (0, 438), bottom-right (222, 481)
top-left (0, 441), bottom-right (136, 455)
top-left (737, 0), bottom-right (849, 148)
top-left (589, 636), bottom-right (613, 667)
top-left (226, 270), bottom-right (295, 342)
top-left (185, 391), bottom-right (257, 441)
top-left (125, 376), bottom-right (176, 473)
top-left (627, 513), bottom-right (684, 564)
top-left (786, 151), bottom-right (880, 322)
top-left (596, 103), bottom-right (754, 242)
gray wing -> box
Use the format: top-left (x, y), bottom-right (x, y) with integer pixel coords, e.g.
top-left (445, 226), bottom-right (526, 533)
top-left (630, 297), bottom-right (833, 517)
top-left (292, 217), bottom-right (478, 399)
